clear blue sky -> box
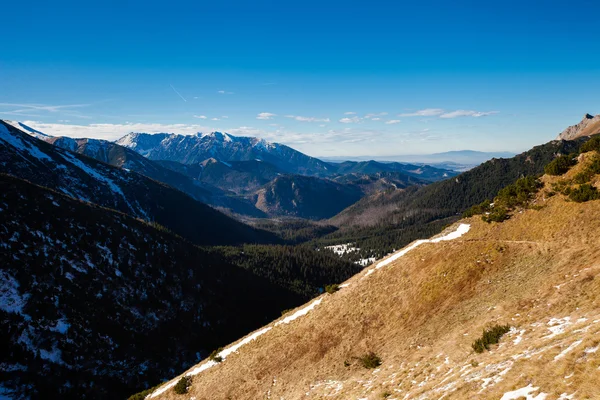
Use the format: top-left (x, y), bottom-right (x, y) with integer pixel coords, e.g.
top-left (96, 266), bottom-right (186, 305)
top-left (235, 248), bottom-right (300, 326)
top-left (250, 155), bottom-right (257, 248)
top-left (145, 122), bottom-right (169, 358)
top-left (1, 0), bottom-right (599, 157)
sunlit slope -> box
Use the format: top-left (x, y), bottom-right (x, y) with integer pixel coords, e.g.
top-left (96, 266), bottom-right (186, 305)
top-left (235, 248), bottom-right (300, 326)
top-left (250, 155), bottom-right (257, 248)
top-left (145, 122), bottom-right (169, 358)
top-left (150, 167), bottom-right (600, 399)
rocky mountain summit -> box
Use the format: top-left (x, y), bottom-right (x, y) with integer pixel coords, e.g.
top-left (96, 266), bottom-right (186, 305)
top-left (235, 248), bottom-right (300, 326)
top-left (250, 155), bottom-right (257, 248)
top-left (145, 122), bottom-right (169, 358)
top-left (557, 113), bottom-right (600, 140)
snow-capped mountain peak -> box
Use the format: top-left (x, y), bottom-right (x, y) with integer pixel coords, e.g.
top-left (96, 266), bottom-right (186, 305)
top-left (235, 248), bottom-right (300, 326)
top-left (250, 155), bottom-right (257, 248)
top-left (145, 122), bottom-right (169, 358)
top-left (116, 131), bottom-right (332, 176)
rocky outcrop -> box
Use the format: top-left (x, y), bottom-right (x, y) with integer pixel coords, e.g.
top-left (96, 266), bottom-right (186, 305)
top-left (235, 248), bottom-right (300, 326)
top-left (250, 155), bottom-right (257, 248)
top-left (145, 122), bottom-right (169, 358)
top-left (557, 113), bottom-right (600, 140)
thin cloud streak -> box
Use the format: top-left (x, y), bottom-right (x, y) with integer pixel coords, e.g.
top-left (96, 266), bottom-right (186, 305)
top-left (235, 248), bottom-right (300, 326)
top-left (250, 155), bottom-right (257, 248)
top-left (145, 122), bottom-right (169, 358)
top-left (170, 84), bottom-right (187, 102)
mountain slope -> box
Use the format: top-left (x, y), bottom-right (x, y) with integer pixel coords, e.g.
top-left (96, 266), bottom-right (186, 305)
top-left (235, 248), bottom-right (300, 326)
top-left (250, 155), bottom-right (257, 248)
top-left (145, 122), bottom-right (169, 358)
top-left (0, 121), bottom-right (276, 245)
top-left (253, 175), bottom-right (364, 220)
top-left (42, 135), bottom-right (265, 217)
top-left (557, 113), bottom-right (600, 140)
top-left (331, 171), bottom-right (427, 195)
top-left (116, 132), bottom-right (333, 176)
top-left (323, 138), bottom-right (587, 258)
top-left (147, 161), bottom-right (600, 400)
top-left (158, 158), bottom-right (283, 195)
top-left (0, 173), bottom-right (301, 399)
top-left (332, 160), bottom-right (456, 182)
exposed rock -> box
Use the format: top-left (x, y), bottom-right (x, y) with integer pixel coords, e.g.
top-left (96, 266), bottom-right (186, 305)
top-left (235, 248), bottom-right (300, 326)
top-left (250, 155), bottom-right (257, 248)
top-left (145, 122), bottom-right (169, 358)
top-left (557, 113), bottom-right (600, 140)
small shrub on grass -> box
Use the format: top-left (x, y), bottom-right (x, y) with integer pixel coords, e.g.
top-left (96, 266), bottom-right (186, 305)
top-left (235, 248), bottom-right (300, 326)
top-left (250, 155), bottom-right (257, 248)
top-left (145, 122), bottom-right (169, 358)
top-left (358, 352), bottom-right (382, 369)
top-left (209, 348), bottom-right (223, 362)
top-left (481, 206), bottom-right (508, 223)
top-left (128, 383), bottom-right (162, 400)
top-left (325, 284), bottom-right (340, 294)
top-left (462, 199), bottom-right (492, 218)
top-left (573, 157), bottom-right (600, 184)
top-left (496, 176), bottom-right (543, 208)
top-left (472, 324), bottom-right (511, 353)
top-left (568, 184), bottom-right (600, 202)
top-left (580, 136), bottom-right (600, 153)
top-left (173, 376), bottom-right (191, 395)
top-left (381, 391), bottom-right (392, 398)
top-left (544, 154), bottom-right (577, 176)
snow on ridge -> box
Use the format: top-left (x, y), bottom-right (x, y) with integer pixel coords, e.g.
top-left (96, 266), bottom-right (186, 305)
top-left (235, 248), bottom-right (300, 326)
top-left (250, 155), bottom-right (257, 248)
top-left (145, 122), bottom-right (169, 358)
top-left (276, 299), bottom-right (323, 325)
top-left (0, 123), bottom-right (52, 161)
top-left (365, 223), bottom-right (471, 276)
top-left (3, 120), bottom-right (51, 139)
top-left (58, 152), bottom-right (124, 197)
top-left (149, 224), bottom-right (471, 398)
top-left (150, 298), bottom-right (325, 397)
top-left (149, 327), bottom-right (275, 398)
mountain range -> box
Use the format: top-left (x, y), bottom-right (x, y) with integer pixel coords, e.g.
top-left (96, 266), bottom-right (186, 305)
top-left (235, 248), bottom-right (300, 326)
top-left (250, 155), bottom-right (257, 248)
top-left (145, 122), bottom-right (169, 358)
top-left (3, 114), bottom-right (600, 399)
top-left (321, 150), bottom-right (516, 170)
top-left (3, 121), bottom-right (456, 220)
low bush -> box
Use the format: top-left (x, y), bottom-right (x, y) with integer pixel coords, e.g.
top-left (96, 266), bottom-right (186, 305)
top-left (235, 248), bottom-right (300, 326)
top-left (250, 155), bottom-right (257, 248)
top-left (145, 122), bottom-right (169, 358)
top-left (462, 199), bottom-right (492, 218)
top-left (568, 184), bottom-right (600, 202)
top-left (209, 348), bottom-right (223, 362)
top-left (358, 352), bottom-right (382, 369)
top-left (496, 176), bottom-right (543, 208)
top-left (573, 157), bottom-right (600, 184)
top-left (580, 136), bottom-right (600, 153)
top-left (472, 324), bottom-right (511, 353)
top-left (481, 206), bottom-right (508, 223)
top-left (544, 154), bottom-right (577, 176)
top-left (128, 384), bottom-right (162, 400)
top-left (325, 283), bottom-right (340, 294)
top-left (173, 376), bottom-right (191, 395)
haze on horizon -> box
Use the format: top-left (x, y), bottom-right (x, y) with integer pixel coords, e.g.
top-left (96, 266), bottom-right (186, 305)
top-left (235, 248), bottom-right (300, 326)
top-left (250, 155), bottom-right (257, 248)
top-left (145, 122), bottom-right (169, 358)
top-left (2, 0), bottom-right (599, 158)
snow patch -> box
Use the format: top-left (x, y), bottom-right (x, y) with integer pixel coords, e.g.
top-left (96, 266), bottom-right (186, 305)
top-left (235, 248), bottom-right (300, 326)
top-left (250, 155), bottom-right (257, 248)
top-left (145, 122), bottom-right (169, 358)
top-left (0, 123), bottom-right (52, 161)
top-left (500, 384), bottom-right (547, 400)
top-left (0, 271), bottom-right (28, 315)
top-left (366, 224), bottom-right (470, 275)
top-left (276, 298), bottom-right (323, 325)
top-left (554, 340), bottom-right (583, 361)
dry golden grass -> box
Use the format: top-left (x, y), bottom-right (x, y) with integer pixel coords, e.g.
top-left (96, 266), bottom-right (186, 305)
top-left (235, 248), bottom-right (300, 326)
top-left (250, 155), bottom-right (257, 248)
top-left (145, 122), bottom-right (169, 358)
top-left (151, 169), bottom-right (600, 400)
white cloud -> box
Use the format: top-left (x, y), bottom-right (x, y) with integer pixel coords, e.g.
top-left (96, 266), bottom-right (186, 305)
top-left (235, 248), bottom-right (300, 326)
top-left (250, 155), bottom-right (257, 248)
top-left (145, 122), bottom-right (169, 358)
top-left (398, 108), bottom-right (445, 117)
top-left (20, 121), bottom-right (215, 141)
top-left (285, 115), bottom-right (330, 122)
top-left (439, 110), bottom-right (498, 119)
top-left (194, 115), bottom-right (208, 119)
top-left (211, 117), bottom-right (220, 121)
top-left (344, 111), bottom-right (356, 115)
top-left (365, 112), bottom-right (388, 118)
top-left (221, 116), bottom-right (229, 119)
top-left (398, 108), bottom-right (499, 119)
top-left (217, 90), bottom-right (234, 95)
top-left (0, 102), bottom-right (91, 118)
top-left (256, 112), bottom-right (276, 120)
top-left (385, 119), bottom-right (401, 124)
top-left (371, 118), bottom-right (381, 121)
top-left (339, 116), bottom-right (361, 124)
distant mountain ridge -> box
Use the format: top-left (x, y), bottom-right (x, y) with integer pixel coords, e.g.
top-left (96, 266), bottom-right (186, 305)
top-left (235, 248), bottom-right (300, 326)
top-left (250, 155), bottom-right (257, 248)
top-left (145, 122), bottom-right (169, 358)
top-left (321, 150), bottom-right (516, 168)
top-left (116, 131), bottom-right (333, 177)
top-left (0, 120), bottom-right (276, 245)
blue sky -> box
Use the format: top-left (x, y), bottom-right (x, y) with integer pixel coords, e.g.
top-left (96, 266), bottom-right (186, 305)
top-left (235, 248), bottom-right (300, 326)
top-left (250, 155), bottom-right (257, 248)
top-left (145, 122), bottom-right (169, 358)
top-left (1, 0), bottom-right (599, 157)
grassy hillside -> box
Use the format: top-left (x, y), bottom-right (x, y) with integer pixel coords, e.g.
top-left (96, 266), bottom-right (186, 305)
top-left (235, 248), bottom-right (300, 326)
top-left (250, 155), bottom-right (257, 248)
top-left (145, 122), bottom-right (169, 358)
top-left (148, 148), bottom-right (600, 400)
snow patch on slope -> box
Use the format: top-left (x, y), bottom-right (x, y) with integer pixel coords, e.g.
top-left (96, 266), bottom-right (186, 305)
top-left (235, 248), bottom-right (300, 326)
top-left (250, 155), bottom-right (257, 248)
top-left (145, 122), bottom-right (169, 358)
top-left (0, 123), bottom-right (52, 161)
top-left (365, 223), bottom-right (470, 276)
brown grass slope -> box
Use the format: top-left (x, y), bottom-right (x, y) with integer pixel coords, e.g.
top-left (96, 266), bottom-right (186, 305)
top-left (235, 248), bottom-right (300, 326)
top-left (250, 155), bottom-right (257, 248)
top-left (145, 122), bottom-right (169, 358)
top-left (150, 161), bottom-right (600, 400)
